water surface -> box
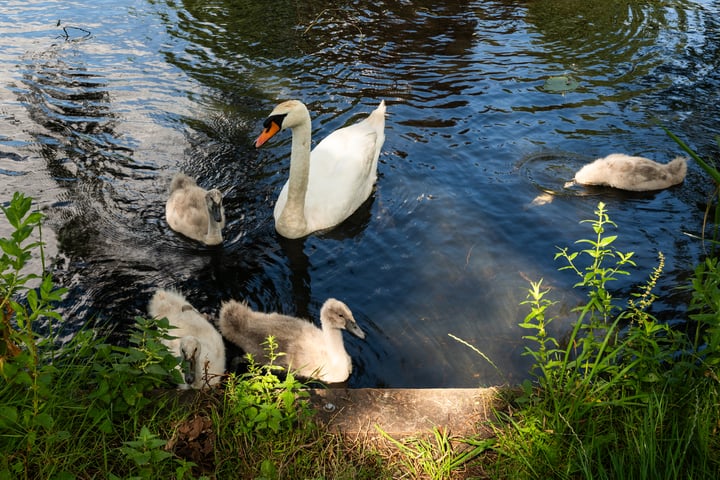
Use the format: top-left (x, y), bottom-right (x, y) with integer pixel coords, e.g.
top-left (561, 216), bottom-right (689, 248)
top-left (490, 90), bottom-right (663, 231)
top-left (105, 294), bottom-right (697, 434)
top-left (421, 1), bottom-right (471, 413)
top-left (1, 0), bottom-right (719, 387)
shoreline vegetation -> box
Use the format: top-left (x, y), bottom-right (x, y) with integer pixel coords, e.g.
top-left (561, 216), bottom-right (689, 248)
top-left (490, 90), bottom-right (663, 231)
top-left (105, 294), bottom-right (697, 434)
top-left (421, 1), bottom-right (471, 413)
top-left (2, 137), bottom-right (720, 479)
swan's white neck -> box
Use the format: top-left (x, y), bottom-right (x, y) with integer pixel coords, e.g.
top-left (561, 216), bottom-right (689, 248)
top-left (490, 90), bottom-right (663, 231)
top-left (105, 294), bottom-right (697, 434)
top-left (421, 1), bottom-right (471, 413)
top-left (276, 118), bottom-right (311, 238)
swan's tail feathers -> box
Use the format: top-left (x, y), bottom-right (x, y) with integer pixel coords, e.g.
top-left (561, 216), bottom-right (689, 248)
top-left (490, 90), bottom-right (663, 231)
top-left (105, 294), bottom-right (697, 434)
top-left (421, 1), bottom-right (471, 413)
top-left (362, 100), bottom-right (386, 128)
top-left (362, 100), bottom-right (386, 151)
top-left (218, 300), bottom-right (253, 336)
top-left (169, 173), bottom-right (196, 193)
top-left (373, 100), bottom-right (386, 118)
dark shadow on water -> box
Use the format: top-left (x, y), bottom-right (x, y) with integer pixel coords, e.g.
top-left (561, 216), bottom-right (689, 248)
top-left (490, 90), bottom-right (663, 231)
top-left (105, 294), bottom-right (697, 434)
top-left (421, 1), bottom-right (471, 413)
top-left (275, 192), bottom-right (376, 319)
top-left (277, 235), bottom-right (311, 320)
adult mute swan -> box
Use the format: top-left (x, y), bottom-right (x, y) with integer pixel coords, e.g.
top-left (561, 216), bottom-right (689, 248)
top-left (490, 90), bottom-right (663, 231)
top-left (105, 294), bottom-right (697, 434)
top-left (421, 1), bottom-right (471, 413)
top-left (573, 154), bottom-right (687, 191)
top-left (148, 289), bottom-right (226, 389)
top-left (255, 100), bottom-right (386, 239)
top-left (165, 173), bottom-right (226, 245)
top-left (218, 298), bottom-right (366, 383)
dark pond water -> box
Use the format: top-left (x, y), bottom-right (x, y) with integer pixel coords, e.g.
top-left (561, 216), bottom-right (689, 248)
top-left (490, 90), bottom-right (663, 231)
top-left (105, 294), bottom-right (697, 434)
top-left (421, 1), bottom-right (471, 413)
top-left (1, 0), bottom-right (719, 387)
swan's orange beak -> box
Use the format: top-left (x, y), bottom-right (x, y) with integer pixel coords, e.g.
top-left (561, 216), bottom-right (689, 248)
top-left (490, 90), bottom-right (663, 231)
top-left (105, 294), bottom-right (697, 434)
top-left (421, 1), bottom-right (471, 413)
top-left (255, 119), bottom-right (281, 148)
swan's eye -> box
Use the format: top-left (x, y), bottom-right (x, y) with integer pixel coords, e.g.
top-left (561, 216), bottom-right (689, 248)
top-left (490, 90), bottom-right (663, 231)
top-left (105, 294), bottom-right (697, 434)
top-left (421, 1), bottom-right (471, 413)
top-left (263, 114), bottom-right (286, 131)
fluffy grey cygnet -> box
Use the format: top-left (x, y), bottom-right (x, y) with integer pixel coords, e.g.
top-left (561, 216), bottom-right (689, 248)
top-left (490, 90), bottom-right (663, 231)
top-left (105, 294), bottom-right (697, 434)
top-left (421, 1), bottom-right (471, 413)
top-left (573, 153), bottom-right (687, 191)
top-left (165, 173), bottom-right (226, 245)
top-left (218, 298), bottom-right (365, 383)
top-left (148, 288), bottom-right (226, 389)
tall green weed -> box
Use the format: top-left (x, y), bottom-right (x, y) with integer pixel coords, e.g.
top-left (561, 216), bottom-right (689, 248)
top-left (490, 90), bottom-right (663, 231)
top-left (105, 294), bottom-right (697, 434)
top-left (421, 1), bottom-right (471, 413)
top-left (221, 336), bottom-right (310, 437)
top-left (495, 201), bottom-right (720, 479)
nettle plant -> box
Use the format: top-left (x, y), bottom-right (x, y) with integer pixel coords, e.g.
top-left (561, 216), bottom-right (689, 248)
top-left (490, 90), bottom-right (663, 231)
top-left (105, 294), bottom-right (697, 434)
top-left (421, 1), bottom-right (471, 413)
top-left (0, 193), bottom-right (187, 479)
top-left (223, 336), bottom-right (311, 437)
top-left (520, 202), bottom-right (637, 397)
top-left (520, 201), bottom-right (720, 406)
top-left (84, 315), bottom-right (184, 433)
top-left (0, 193), bottom-right (67, 447)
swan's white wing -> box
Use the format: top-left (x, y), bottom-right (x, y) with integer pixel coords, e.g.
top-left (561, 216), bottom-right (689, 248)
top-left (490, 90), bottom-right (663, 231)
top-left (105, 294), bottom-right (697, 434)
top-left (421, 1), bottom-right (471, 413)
top-left (303, 126), bottom-right (380, 231)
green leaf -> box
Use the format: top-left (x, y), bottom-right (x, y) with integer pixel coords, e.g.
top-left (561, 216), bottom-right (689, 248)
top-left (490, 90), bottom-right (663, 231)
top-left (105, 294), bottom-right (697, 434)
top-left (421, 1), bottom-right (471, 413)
top-left (0, 238), bottom-right (24, 258)
top-left (260, 459), bottom-right (278, 479)
top-left (0, 406), bottom-right (18, 427)
top-left (26, 288), bottom-right (38, 312)
top-left (597, 235), bottom-right (617, 247)
top-left (33, 412), bottom-right (54, 430)
top-left (542, 75), bottom-right (579, 93)
top-left (122, 385), bottom-right (138, 406)
top-left (99, 418), bottom-right (113, 434)
top-left (151, 449), bottom-right (173, 463)
top-left (24, 211), bottom-right (44, 226)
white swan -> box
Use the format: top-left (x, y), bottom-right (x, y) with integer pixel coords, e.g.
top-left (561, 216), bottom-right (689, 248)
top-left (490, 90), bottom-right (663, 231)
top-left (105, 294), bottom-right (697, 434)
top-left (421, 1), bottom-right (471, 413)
top-left (573, 154), bottom-right (687, 191)
top-left (218, 298), bottom-right (365, 383)
top-left (255, 100), bottom-right (386, 239)
top-left (165, 173), bottom-right (226, 245)
top-left (148, 288), bottom-right (226, 389)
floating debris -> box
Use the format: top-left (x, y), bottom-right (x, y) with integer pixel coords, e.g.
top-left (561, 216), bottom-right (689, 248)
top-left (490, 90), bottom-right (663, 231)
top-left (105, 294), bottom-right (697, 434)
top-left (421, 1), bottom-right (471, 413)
top-left (543, 75), bottom-right (579, 93)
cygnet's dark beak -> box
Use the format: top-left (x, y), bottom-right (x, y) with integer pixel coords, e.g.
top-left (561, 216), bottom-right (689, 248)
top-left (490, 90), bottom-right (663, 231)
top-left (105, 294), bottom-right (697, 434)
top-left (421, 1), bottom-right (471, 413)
top-left (209, 200), bottom-right (223, 223)
top-left (184, 356), bottom-right (196, 385)
top-left (346, 320), bottom-right (366, 340)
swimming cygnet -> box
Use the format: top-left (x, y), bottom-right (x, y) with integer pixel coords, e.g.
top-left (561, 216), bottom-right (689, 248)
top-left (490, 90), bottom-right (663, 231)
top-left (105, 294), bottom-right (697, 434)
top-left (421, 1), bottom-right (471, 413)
top-left (572, 153), bottom-right (687, 191)
top-left (165, 172), bottom-right (226, 245)
top-left (218, 298), bottom-right (365, 383)
top-left (148, 288), bottom-right (226, 389)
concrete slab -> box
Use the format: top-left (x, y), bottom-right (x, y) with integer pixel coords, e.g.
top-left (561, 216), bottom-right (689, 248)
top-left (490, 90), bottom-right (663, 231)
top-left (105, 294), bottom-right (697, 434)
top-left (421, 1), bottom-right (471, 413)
top-left (308, 387), bottom-right (504, 439)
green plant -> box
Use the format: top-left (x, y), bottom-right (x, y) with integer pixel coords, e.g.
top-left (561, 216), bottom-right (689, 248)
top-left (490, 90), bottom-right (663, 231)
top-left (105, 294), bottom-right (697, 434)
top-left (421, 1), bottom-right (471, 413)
top-left (519, 202), bottom-right (638, 403)
top-left (495, 201), bottom-right (720, 479)
top-left (222, 336), bottom-right (310, 437)
top-left (687, 257), bottom-right (720, 363)
top-left (555, 201), bottom-right (636, 324)
top-left (211, 337), bottom-right (391, 479)
top-left (0, 193), bottom-right (194, 479)
top-left (0, 193), bottom-right (67, 478)
top-left (518, 279), bottom-right (560, 399)
top-left (664, 129), bottom-right (720, 250)
top-left (117, 425), bottom-right (174, 479)
top-left (115, 425), bottom-right (198, 480)
top-left (84, 315), bottom-right (184, 433)
top-left (377, 426), bottom-right (493, 480)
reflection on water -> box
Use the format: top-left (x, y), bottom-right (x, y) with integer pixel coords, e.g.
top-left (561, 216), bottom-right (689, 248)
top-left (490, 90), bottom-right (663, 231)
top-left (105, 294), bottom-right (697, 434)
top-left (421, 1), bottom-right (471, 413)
top-left (0, 0), bottom-right (718, 386)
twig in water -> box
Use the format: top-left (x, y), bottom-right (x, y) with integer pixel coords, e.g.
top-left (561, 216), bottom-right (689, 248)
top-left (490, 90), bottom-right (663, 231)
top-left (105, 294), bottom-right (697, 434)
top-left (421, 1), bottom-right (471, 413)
top-left (56, 20), bottom-right (91, 41)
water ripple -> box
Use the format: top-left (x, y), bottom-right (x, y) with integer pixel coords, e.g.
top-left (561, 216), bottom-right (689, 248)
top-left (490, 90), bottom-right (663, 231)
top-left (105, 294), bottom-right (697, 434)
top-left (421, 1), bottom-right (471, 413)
top-left (1, 0), bottom-right (718, 386)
